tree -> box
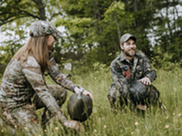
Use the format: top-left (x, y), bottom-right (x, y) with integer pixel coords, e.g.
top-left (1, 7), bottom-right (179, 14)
top-left (58, 0), bottom-right (134, 66)
top-left (0, 0), bottom-right (182, 70)
top-left (0, 0), bottom-right (62, 65)
top-left (151, 0), bottom-right (182, 66)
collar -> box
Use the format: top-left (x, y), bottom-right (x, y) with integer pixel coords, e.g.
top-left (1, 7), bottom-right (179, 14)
top-left (119, 51), bottom-right (139, 67)
top-left (119, 51), bottom-right (137, 63)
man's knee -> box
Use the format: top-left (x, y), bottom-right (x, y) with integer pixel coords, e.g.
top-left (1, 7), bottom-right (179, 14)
top-left (108, 83), bottom-right (124, 108)
top-left (107, 94), bottom-right (116, 105)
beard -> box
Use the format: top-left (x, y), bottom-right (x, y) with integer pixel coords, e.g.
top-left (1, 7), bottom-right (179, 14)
top-left (125, 49), bottom-right (136, 57)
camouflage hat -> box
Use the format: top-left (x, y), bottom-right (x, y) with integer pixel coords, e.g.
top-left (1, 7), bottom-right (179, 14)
top-left (120, 33), bottom-right (136, 45)
top-left (29, 20), bottom-right (61, 39)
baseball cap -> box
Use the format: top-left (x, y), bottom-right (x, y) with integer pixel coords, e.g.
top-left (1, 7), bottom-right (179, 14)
top-left (29, 20), bottom-right (61, 39)
top-left (120, 33), bottom-right (136, 45)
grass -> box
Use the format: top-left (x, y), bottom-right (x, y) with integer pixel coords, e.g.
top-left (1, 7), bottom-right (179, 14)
top-left (0, 66), bottom-right (182, 136)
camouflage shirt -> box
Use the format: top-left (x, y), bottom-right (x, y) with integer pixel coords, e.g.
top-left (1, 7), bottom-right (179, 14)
top-left (0, 55), bottom-right (77, 115)
top-left (111, 51), bottom-right (157, 92)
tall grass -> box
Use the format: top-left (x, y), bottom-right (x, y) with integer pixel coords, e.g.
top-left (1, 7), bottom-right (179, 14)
top-left (0, 66), bottom-right (182, 136)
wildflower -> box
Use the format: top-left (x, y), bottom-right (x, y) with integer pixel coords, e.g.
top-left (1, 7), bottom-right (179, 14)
top-left (94, 129), bottom-right (97, 133)
top-left (166, 116), bottom-right (169, 119)
top-left (44, 129), bottom-right (47, 133)
top-left (1, 129), bottom-right (4, 133)
top-left (131, 132), bottom-right (134, 135)
top-left (14, 125), bottom-right (17, 128)
top-left (55, 127), bottom-right (59, 130)
top-left (24, 127), bottom-right (27, 130)
top-left (173, 112), bottom-right (175, 116)
top-left (178, 113), bottom-right (181, 117)
top-left (104, 125), bottom-right (107, 129)
top-left (135, 122), bottom-right (139, 126)
top-left (165, 125), bottom-right (169, 129)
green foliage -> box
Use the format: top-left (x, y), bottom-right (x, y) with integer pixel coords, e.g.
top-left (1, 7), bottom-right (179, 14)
top-left (151, 45), bottom-right (182, 70)
top-left (104, 1), bottom-right (125, 21)
top-left (0, 0), bottom-right (182, 71)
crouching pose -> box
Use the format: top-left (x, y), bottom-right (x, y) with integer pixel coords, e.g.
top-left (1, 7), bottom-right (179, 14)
top-left (108, 33), bottom-right (164, 111)
top-left (0, 20), bottom-right (92, 135)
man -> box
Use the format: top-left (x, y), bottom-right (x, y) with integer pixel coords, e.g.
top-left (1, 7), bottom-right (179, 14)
top-left (107, 33), bottom-right (162, 111)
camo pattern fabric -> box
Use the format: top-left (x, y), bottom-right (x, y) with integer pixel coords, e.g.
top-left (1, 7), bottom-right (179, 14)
top-left (108, 51), bottom-right (157, 106)
top-left (29, 20), bottom-right (62, 39)
top-left (1, 85), bottom-right (67, 134)
top-left (0, 54), bottom-right (77, 133)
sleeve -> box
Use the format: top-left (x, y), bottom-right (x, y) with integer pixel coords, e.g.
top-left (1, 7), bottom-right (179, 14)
top-left (110, 61), bottom-right (129, 94)
top-left (142, 55), bottom-right (157, 82)
top-left (48, 57), bottom-right (77, 92)
top-left (22, 57), bottom-right (66, 122)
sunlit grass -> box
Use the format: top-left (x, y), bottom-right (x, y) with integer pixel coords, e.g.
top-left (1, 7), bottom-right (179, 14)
top-left (0, 67), bottom-right (182, 135)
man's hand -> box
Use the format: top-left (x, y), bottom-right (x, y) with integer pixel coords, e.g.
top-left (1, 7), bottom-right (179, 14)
top-left (63, 120), bottom-right (84, 133)
top-left (74, 87), bottom-right (93, 101)
top-left (139, 77), bottom-right (151, 85)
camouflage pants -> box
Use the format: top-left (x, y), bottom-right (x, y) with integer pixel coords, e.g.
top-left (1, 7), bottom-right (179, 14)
top-left (107, 82), bottom-right (160, 109)
top-left (1, 85), bottom-right (67, 135)
top-left (107, 83), bottom-right (128, 109)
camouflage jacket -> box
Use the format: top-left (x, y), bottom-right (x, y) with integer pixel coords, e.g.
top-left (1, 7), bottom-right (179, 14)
top-left (111, 51), bottom-right (157, 92)
top-left (0, 55), bottom-right (77, 115)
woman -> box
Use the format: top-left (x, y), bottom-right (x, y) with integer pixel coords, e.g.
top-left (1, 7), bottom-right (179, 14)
top-left (0, 20), bottom-right (92, 134)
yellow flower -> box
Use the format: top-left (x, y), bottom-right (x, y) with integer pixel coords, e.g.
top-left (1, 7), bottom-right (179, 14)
top-left (135, 122), bottom-right (139, 126)
top-left (178, 113), bottom-right (181, 117)
top-left (165, 125), bottom-right (169, 129)
top-left (44, 129), bottom-right (47, 133)
top-left (24, 127), bottom-right (27, 130)
top-left (166, 116), bottom-right (169, 119)
top-left (173, 112), bottom-right (175, 116)
top-left (55, 127), bottom-right (59, 130)
top-left (1, 129), bottom-right (4, 133)
top-left (94, 129), bottom-right (97, 133)
top-left (104, 125), bottom-right (107, 129)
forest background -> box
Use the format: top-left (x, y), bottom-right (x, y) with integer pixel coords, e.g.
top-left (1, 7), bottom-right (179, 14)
top-left (0, 0), bottom-right (182, 72)
top-left (0, 0), bottom-right (182, 136)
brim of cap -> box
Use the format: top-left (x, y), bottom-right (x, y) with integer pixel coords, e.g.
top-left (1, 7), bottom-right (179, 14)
top-left (124, 35), bottom-right (136, 42)
top-left (52, 31), bottom-right (62, 39)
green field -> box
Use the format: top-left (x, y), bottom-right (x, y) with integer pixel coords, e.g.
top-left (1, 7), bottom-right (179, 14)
top-left (0, 66), bottom-right (182, 136)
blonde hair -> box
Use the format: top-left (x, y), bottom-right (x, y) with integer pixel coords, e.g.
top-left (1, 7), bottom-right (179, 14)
top-left (13, 35), bottom-right (50, 71)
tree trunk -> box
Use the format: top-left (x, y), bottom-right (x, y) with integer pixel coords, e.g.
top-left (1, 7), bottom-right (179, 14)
top-left (33, 0), bottom-right (46, 20)
top-left (114, 12), bottom-right (121, 45)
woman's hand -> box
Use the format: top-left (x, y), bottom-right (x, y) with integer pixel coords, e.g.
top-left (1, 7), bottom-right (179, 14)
top-left (82, 90), bottom-right (93, 101)
top-left (63, 120), bottom-right (84, 133)
top-left (74, 87), bottom-right (93, 101)
top-left (139, 77), bottom-right (151, 85)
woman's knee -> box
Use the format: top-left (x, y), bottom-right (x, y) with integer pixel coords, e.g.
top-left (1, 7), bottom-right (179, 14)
top-left (48, 85), bottom-right (68, 106)
top-left (33, 85), bottom-right (68, 109)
